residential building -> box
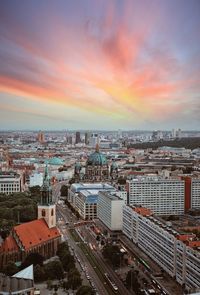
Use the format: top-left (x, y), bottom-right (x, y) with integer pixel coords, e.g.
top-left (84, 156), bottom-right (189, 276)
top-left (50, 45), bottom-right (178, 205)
top-left (122, 205), bottom-right (200, 292)
top-left (126, 176), bottom-right (185, 215)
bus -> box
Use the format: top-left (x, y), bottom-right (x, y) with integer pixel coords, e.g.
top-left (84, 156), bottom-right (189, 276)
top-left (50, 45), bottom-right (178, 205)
top-left (104, 273), bottom-right (118, 293)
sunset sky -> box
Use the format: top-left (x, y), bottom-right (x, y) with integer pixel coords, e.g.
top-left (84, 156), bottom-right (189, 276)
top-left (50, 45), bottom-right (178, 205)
top-left (0, 0), bottom-right (200, 130)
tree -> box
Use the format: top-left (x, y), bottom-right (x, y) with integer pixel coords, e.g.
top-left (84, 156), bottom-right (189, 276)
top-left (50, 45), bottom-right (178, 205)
top-left (34, 264), bottom-right (46, 282)
top-left (96, 235), bottom-right (100, 242)
top-left (76, 285), bottom-right (94, 295)
top-left (44, 260), bottom-right (64, 280)
top-left (60, 185), bottom-right (68, 197)
top-left (21, 252), bottom-right (44, 268)
top-left (62, 253), bottom-right (75, 271)
top-left (102, 244), bottom-right (123, 267)
top-left (46, 279), bottom-right (53, 290)
top-left (3, 261), bottom-right (18, 276)
top-left (126, 270), bottom-right (140, 293)
top-left (68, 275), bottom-right (82, 290)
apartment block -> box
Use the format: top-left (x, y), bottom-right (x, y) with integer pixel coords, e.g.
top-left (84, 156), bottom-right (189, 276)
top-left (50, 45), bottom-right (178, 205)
top-left (122, 205), bottom-right (200, 292)
top-left (126, 176), bottom-right (185, 215)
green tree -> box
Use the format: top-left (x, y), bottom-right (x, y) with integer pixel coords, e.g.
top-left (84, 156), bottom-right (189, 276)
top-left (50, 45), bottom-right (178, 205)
top-left (60, 185), bottom-right (68, 197)
top-left (3, 261), bottom-right (18, 276)
top-left (62, 253), bottom-right (75, 271)
top-left (44, 260), bottom-right (64, 280)
top-left (21, 252), bottom-right (44, 268)
top-left (34, 264), bottom-right (46, 282)
top-left (96, 235), bottom-right (100, 242)
top-left (126, 270), bottom-right (140, 293)
top-left (68, 275), bottom-right (82, 290)
top-left (76, 285), bottom-right (94, 295)
top-left (102, 244), bottom-right (122, 267)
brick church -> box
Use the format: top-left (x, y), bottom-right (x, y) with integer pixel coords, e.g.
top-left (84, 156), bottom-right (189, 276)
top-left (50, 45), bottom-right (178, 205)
top-left (0, 165), bottom-right (61, 269)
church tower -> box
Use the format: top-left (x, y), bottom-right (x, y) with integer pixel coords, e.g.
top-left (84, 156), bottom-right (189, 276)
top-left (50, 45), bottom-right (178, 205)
top-left (38, 164), bottom-right (56, 228)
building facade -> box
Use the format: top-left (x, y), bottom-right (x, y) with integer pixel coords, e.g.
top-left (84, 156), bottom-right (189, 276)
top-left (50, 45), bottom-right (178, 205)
top-left (122, 205), bottom-right (200, 292)
top-left (0, 171), bottom-right (24, 194)
top-left (127, 176), bottom-right (185, 215)
top-left (0, 165), bottom-right (61, 269)
top-left (98, 191), bottom-right (125, 231)
top-left (75, 191), bottom-right (98, 220)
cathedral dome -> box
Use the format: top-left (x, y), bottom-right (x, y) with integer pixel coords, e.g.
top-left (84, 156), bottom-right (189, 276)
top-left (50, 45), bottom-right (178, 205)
top-left (48, 157), bottom-right (64, 166)
top-left (87, 145), bottom-right (107, 166)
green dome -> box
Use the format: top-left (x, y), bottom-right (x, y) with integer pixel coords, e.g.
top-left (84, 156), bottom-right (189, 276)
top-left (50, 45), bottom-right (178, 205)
top-left (87, 151), bottom-right (107, 166)
top-left (48, 157), bottom-right (64, 166)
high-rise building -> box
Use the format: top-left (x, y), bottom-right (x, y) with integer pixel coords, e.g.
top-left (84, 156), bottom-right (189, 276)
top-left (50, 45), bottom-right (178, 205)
top-left (37, 131), bottom-right (45, 143)
top-left (97, 191), bottom-right (125, 231)
top-left (85, 132), bottom-right (90, 145)
top-left (75, 131), bottom-right (81, 144)
top-left (122, 205), bottom-right (200, 292)
top-left (89, 133), bottom-right (99, 147)
top-left (126, 176), bottom-right (185, 215)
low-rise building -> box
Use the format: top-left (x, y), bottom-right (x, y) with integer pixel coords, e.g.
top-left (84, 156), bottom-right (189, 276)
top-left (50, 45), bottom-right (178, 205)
top-left (0, 171), bottom-right (24, 194)
top-left (68, 182), bottom-right (115, 206)
top-left (76, 190), bottom-right (98, 220)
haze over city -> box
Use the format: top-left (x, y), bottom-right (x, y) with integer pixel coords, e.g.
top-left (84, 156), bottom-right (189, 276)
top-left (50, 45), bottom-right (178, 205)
top-left (0, 0), bottom-right (200, 130)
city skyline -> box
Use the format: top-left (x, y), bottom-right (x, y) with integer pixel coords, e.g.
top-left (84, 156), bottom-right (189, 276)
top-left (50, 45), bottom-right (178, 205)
top-left (0, 0), bottom-right (200, 130)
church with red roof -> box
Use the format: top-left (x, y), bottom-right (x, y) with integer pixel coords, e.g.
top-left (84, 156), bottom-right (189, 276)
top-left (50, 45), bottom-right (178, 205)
top-left (0, 165), bottom-right (61, 269)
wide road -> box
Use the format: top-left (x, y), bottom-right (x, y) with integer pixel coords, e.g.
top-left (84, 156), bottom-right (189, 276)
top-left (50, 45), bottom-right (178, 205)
top-left (53, 182), bottom-right (111, 295)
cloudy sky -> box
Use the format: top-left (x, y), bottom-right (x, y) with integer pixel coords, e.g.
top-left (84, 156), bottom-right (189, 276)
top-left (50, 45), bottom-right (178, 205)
top-left (0, 0), bottom-right (200, 130)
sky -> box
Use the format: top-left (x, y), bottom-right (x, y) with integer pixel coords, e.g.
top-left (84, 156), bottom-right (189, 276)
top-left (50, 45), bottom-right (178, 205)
top-left (0, 0), bottom-right (200, 130)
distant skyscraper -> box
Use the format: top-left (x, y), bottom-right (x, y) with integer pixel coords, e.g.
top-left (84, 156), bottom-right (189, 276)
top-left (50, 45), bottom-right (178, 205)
top-left (171, 128), bottom-right (182, 138)
top-left (75, 131), bottom-right (81, 144)
top-left (85, 132), bottom-right (89, 145)
top-left (89, 133), bottom-right (99, 147)
top-left (37, 131), bottom-right (45, 143)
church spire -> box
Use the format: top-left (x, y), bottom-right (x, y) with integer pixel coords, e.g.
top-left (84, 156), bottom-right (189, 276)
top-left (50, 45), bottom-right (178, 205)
top-left (40, 164), bottom-right (52, 205)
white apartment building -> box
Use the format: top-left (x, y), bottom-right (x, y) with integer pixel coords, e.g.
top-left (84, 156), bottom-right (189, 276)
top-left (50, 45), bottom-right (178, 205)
top-left (191, 179), bottom-right (200, 209)
top-left (75, 190), bottom-right (98, 220)
top-left (98, 191), bottom-right (125, 231)
top-left (0, 172), bottom-right (23, 194)
top-left (127, 176), bottom-right (185, 215)
top-left (122, 205), bottom-right (200, 292)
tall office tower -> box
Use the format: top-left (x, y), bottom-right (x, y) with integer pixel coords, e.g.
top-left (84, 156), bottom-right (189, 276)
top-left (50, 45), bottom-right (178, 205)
top-left (75, 131), bottom-right (81, 144)
top-left (37, 131), bottom-right (45, 143)
top-left (85, 132), bottom-right (90, 145)
top-left (89, 133), bottom-right (99, 147)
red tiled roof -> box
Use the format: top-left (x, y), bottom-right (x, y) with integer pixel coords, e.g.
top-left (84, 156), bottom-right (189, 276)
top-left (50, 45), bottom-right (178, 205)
top-left (14, 219), bottom-right (61, 250)
top-left (0, 235), bottom-right (19, 253)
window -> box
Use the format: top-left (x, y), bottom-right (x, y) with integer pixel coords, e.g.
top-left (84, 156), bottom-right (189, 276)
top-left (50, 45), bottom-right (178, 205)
top-left (42, 209), bottom-right (46, 217)
top-left (51, 208), bottom-right (54, 216)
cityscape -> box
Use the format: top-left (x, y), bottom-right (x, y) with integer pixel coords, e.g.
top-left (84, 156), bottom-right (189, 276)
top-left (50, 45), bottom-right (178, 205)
top-left (0, 1), bottom-right (200, 295)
